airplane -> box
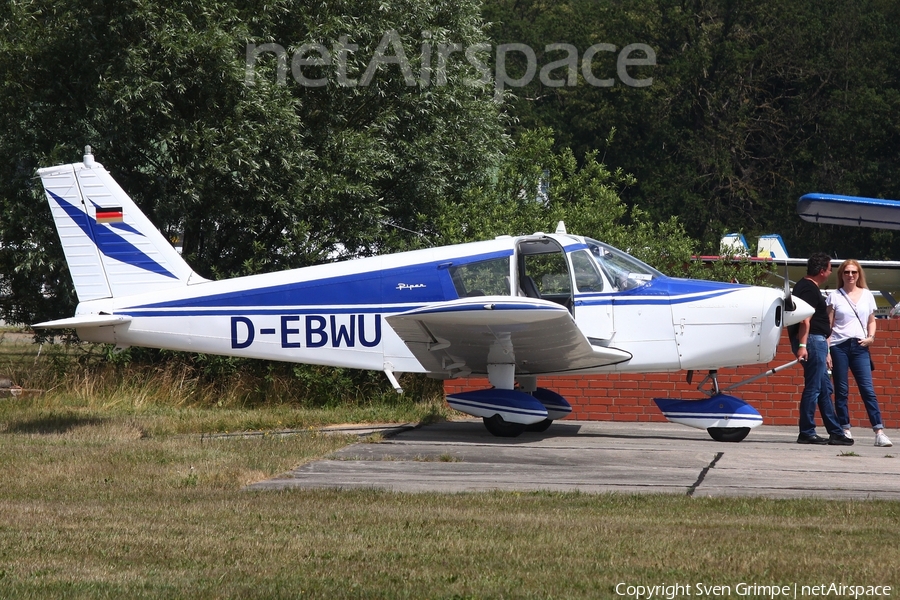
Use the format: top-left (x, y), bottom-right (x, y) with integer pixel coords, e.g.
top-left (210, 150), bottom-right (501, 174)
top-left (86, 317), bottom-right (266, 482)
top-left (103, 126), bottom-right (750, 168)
top-left (708, 230), bottom-right (900, 317)
top-left (797, 192), bottom-right (900, 318)
top-left (31, 147), bottom-right (814, 440)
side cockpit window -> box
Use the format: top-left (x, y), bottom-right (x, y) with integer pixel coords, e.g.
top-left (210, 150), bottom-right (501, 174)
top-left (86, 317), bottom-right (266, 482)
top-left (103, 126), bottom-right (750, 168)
top-left (586, 239), bottom-right (660, 291)
top-left (449, 257), bottom-right (511, 297)
top-left (570, 250), bottom-right (604, 292)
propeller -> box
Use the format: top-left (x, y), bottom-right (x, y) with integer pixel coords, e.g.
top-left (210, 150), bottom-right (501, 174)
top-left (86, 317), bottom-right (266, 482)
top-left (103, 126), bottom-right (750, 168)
top-left (783, 261), bottom-right (795, 312)
top-left (781, 261), bottom-right (815, 326)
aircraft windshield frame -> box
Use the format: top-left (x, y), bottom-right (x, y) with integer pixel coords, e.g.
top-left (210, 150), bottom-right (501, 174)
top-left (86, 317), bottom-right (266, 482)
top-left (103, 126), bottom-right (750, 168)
top-left (585, 238), bottom-right (662, 291)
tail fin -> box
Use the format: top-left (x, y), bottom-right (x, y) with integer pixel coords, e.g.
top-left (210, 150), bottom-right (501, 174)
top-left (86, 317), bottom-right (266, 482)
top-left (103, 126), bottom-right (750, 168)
top-left (719, 233), bottom-right (751, 256)
top-left (756, 234), bottom-right (789, 259)
top-left (37, 147), bottom-right (205, 302)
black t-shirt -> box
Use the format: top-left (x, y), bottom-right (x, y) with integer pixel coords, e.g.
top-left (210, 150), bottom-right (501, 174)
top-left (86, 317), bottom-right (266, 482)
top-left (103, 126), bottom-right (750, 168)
top-left (791, 277), bottom-right (831, 338)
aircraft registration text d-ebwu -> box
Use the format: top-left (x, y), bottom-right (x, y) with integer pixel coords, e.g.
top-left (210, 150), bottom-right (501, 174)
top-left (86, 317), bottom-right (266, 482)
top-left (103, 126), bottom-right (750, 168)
top-left (33, 148), bottom-right (813, 440)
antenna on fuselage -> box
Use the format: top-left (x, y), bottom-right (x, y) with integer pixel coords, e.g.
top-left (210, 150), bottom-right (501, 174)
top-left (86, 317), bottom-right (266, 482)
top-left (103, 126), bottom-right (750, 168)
top-left (378, 218), bottom-right (432, 247)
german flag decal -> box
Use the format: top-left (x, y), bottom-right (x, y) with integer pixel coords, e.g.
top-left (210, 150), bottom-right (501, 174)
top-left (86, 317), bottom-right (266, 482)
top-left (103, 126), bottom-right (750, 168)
top-left (95, 207), bottom-right (124, 223)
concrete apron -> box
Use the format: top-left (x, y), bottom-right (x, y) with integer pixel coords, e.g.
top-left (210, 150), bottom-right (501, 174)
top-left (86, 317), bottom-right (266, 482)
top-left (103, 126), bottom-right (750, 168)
top-left (246, 420), bottom-right (900, 500)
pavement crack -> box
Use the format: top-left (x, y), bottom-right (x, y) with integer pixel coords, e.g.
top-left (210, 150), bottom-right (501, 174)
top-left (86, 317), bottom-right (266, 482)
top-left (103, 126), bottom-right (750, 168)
top-left (687, 452), bottom-right (724, 497)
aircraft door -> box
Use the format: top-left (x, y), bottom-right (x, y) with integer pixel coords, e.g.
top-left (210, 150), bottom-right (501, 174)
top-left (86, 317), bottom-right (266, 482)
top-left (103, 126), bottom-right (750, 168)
top-left (516, 239), bottom-right (573, 311)
top-left (570, 249), bottom-right (614, 341)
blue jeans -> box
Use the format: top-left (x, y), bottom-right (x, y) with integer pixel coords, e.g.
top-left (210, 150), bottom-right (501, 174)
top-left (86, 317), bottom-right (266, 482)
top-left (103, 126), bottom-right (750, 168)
top-left (793, 334), bottom-right (842, 438)
top-left (830, 338), bottom-right (884, 431)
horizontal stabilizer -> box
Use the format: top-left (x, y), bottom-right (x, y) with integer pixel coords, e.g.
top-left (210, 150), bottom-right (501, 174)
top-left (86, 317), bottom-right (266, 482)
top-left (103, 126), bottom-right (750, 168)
top-left (32, 314), bottom-right (133, 329)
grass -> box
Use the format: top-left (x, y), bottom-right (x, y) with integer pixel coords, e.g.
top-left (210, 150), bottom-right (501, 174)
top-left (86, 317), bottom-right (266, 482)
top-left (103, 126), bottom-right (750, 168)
top-left (0, 329), bottom-right (451, 435)
top-left (2, 331), bottom-right (900, 597)
top-left (2, 416), bottom-right (899, 599)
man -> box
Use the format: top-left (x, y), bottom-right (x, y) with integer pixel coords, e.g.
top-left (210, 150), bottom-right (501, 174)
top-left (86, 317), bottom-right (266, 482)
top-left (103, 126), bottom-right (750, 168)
top-left (790, 253), bottom-right (853, 445)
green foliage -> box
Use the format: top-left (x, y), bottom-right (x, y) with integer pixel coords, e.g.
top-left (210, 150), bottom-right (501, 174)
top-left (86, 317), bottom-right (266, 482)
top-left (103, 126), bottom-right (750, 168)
top-left (483, 0), bottom-right (900, 259)
top-left (0, 0), bottom-right (504, 325)
top-left (435, 128), bottom-right (630, 243)
top-left (1, 0), bottom-right (773, 407)
top-left (0, 0), bottom-right (774, 327)
top-left (3, 335), bottom-right (446, 411)
top-left (436, 128), bottom-right (767, 282)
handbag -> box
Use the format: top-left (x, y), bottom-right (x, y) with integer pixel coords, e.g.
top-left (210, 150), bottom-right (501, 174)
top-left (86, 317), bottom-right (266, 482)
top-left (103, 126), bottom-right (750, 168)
top-left (839, 289), bottom-right (875, 371)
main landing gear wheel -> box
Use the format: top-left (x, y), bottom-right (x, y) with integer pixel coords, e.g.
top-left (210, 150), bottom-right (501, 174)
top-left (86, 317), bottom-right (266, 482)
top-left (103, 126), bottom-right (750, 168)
top-left (483, 415), bottom-right (527, 438)
top-left (525, 419), bottom-right (553, 433)
top-left (707, 427), bottom-right (751, 442)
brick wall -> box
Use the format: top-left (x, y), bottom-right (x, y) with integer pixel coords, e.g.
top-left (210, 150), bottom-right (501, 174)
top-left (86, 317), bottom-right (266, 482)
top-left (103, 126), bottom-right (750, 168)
top-left (444, 318), bottom-right (900, 428)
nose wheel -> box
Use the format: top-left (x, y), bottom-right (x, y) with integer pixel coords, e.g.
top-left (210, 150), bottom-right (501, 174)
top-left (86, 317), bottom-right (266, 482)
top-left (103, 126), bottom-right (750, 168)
top-left (665, 361), bottom-right (801, 442)
top-left (707, 427), bottom-right (751, 442)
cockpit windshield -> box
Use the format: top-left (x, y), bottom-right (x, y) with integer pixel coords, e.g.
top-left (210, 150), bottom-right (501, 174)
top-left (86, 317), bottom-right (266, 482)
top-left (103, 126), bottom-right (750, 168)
top-left (585, 238), bottom-right (663, 291)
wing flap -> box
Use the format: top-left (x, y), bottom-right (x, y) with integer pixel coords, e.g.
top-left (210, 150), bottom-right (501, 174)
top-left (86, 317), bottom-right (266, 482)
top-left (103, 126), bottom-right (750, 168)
top-left (386, 297), bottom-right (631, 377)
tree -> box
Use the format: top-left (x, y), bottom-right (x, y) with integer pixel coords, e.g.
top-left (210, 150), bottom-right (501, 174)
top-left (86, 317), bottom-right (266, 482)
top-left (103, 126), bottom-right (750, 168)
top-left (481, 0), bottom-right (900, 259)
top-left (0, 0), bottom-right (504, 325)
top-left (435, 128), bottom-right (770, 284)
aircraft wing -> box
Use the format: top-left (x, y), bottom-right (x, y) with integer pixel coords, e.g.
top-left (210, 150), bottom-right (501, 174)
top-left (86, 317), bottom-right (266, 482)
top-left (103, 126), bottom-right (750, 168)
top-left (386, 297), bottom-right (632, 377)
top-left (798, 193), bottom-right (900, 230)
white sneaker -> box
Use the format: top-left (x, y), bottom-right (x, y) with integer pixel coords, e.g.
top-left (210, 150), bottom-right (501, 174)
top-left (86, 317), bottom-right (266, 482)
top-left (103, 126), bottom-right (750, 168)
top-left (875, 432), bottom-right (893, 447)
top-left (843, 429), bottom-right (853, 439)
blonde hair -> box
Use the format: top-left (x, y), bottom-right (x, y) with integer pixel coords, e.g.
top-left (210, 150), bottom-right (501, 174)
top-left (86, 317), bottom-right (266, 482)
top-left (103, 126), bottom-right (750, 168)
top-left (837, 259), bottom-right (868, 289)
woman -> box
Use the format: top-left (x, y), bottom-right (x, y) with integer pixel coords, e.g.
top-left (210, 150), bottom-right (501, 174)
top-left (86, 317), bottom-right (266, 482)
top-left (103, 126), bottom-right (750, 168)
top-left (827, 260), bottom-right (892, 447)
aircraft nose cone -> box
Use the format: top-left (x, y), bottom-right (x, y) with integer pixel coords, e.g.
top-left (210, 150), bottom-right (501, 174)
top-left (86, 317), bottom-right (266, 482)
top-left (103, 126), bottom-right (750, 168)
top-left (783, 295), bottom-right (814, 327)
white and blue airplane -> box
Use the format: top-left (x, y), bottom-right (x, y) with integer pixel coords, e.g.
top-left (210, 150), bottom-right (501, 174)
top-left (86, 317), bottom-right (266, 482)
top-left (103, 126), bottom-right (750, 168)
top-left (798, 192), bottom-right (900, 316)
top-left (32, 147), bottom-right (814, 440)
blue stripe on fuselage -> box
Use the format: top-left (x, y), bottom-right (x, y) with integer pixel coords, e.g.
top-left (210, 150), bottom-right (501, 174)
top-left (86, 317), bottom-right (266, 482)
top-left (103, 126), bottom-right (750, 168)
top-left (119, 306), bottom-right (413, 317)
top-left (575, 276), bottom-right (745, 306)
top-left (127, 250), bottom-right (514, 310)
top-left (117, 274), bottom-right (748, 317)
top-left (114, 249), bottom-right (747, 317)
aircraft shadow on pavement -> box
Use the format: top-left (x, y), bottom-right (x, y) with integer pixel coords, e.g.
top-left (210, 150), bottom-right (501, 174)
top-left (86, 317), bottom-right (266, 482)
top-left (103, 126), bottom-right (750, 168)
top-left (401, 421), bottom-right (711, 445)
